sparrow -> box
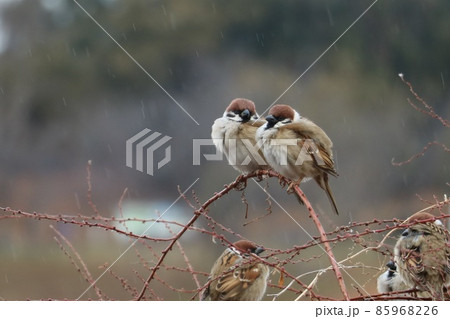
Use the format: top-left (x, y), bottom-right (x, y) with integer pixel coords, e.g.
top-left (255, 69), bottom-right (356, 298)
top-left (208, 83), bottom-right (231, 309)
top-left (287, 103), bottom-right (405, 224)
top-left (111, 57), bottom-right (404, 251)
top-left (394, 212), bottom-right (450, 300)
top-left (201, 240), bottom-right (270, 301)
top-left (256, 104), bottom-right (339, 215)
top-left (211, 98), bottom-right (270, 175)
top-left (377, 260), bottom-right (409, 294)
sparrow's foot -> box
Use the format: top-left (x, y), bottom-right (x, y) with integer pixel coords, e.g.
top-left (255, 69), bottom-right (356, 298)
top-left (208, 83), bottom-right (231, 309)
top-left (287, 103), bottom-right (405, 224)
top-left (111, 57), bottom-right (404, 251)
top-left (253, 169), bottom-right (268, 182)
top-left (277, 174), bottom-right (288, 188)
top-left (286, 182), bottom-right (296, 194)
top-left (234, 174), bottom-right (245, 184)
top-left (286, 178), bottom-right (302, 194)
top-left (234, 174), bottom-right (247, 191)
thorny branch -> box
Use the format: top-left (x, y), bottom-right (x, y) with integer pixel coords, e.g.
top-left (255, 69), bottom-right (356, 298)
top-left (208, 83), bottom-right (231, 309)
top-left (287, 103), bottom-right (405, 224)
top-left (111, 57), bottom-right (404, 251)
top-left (51, 225), bottom-right (105, 300)
top-left (1, 80), bottom-right (449, 300)
top-left (293, 184), bottom-right (349, 300)
top-left (1, 175), bottom-right (449, 300)
top-left (393, 74), bottom-right (449, 167)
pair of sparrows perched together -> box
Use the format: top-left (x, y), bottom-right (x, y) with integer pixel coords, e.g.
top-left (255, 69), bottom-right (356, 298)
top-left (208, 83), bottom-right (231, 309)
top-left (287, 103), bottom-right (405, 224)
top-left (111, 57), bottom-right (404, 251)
top-left (377, 212), bottom-right (450, 300)
top-left (202, 98), bottom-right (339, 301)
top-left (211, 98), bottom-right (339, 215)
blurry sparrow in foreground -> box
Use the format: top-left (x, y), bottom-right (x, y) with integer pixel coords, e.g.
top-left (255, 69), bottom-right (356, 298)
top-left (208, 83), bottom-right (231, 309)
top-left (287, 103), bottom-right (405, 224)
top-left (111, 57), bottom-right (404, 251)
top-left (201, 240), bottom-right (270, 301)
top-left (211, 98), bottom-right (270, 175)
top-left (394, 212), bottom-right (449, 300)
top-left (256, 104), bottom-right (339, 215)
top-left (377, 260), bottom-right (409, 294)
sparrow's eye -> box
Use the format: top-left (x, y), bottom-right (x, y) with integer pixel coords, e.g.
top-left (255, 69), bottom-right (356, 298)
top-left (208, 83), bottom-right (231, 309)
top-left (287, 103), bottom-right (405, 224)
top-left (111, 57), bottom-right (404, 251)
top-left (226, 112), bottom-right (237, 117)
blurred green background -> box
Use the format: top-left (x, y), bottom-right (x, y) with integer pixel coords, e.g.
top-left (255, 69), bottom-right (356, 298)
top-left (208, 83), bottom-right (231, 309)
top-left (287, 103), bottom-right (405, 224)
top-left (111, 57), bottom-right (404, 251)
top-left (0, 0), bottom-right (448, 300)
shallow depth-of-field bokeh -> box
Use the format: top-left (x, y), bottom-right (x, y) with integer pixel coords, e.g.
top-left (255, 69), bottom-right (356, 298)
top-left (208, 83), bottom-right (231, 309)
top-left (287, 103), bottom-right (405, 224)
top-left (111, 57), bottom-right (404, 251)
top-left (0, 0), bottom-right (449, 300)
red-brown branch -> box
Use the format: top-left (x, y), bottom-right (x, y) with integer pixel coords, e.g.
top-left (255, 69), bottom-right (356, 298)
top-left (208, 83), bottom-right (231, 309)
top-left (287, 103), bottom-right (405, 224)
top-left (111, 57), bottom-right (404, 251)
top-left (399, 74), bottom-right (449, 128)
top-left (135, 170), bottom-right (325, 300)
top-left (293, 185), bottom-right (349, 300)
top-left (392, 141), bottom-right (449, 166)
top-left (135, 175), bottom-right (250, 300)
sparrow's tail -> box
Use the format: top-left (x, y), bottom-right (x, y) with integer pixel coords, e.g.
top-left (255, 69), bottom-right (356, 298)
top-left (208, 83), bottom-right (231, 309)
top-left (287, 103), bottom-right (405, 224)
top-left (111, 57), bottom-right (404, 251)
top-left (316, 175), bottom-right (339, 215)
top-left (325, 184), bottom-right (339, 215)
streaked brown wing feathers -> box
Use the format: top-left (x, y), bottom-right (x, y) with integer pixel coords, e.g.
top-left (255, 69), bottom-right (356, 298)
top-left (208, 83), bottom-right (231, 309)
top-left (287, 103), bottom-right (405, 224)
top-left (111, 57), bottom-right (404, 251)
top-left (215, 264), bottom-right (261, 300)
top-left (282, 123), bottom-right (337, 176)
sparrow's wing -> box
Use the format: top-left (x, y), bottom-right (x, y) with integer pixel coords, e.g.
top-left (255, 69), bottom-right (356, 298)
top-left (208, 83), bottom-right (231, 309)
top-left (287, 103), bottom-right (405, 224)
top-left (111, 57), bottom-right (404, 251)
top-left (400, 246), bottom-right (430, 291)
top-left (446, 243), bottom-right (450, 276)
top-left (282, 122), bottom-right (338, 177)
top-left (203, 249), bottom-right (242, 301)
top-left (215, 264), bottom-right (262, 300)
top-left (400, 230), bottom-right (425, 275)
top-left (403, 248), bottom-right (424, 274)
top-left (419, 223), bottom-right (449, 274)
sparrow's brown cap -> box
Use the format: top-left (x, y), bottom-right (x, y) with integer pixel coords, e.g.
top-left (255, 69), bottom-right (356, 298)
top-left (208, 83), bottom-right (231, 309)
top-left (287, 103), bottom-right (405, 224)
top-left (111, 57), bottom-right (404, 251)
top-left (268, 104), bottom-right (296, 120)
top-left (226, 98), bottom-right (257, 115)
top-left (233, 240), bottom-right (264, 255)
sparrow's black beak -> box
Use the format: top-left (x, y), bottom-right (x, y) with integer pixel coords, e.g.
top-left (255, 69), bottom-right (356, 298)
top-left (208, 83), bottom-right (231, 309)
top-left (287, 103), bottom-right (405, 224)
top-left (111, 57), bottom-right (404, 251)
top-left (386, 260), bottom-right (396, 278)
top-left (254, 246), bottom-right (265, 255)
top-left (240, 109), bottom-right (251, 122)
top-left (265, 115), bottom-right (278, 129)
top-left (386, 260), bottom-right (396, 271)
top-left (401, 229), bottom-right (409, 237)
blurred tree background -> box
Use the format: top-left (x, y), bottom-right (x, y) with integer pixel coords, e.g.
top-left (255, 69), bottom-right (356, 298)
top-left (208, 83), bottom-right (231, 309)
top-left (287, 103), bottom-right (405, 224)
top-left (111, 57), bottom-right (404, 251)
top-left (0, 0), bottom-right (448, 300)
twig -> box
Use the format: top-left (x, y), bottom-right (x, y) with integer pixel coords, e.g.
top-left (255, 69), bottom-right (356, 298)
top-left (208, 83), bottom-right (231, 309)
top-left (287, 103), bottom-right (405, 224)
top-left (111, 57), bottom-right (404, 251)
top-left (50, 225), bottom-right (105, 300)
top-left (135, 171), bottom-right (317, 300)
top-left (293, 185), bottom-right (349, 300)
top-left (392, 141), bottom-right (449, 166)
top-left (161, 213), bottom-right (202, 291)
top-left (399, 73), bottom-right (449, 128)
top-left (86, 160), bottom-right (100, 216)
top-left (136, 176), bottom-right (248, 300)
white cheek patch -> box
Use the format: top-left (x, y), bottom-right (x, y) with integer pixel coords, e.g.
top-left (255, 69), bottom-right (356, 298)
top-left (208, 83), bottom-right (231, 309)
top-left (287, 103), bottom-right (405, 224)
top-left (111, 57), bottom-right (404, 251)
top-left (224, 111), bottom-right (237, 117)
top-left (434, 219), bottom-right (443, 226)
top-left (226, 113), bottom-right (242, 122)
